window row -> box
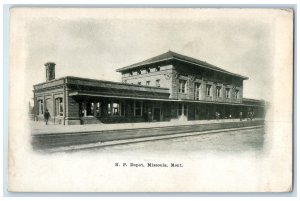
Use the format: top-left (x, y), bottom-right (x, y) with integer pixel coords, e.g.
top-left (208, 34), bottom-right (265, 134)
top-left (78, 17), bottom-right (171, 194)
top-left (37, 97), bottom-right (63, 116)
top-left (127, 66), bottom-right (160, 76)
top-left (190, 82), bottom-right (240, 100)
top-left (80, 101), bottom-right (144, 117)
top-left (81, 102), bottom-right (126, 117)
top-left (136, 79), bottom-right (160, 87)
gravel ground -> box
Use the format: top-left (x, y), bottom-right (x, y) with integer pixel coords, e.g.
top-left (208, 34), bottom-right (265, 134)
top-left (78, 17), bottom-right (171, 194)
top-left (74, 127), bottom-right (265, 155)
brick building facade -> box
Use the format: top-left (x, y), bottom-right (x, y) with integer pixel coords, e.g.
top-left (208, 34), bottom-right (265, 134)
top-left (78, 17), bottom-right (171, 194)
top-left (33, 51), bottom-right (265, 125)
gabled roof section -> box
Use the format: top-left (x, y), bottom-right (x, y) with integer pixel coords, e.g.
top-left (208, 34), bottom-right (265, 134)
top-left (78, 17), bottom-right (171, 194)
top-left (116, 51), bottom-right (174, 72)
top-left (116, 51), bottom-right (248, 80)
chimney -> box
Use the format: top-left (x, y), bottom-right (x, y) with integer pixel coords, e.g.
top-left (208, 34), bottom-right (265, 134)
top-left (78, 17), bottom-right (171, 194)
top-left (45, 62), bottom-right (56, 82)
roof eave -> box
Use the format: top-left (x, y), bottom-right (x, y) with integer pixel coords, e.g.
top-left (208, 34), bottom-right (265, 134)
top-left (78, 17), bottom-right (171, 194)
top-left (116, 58), bottom-right (172, 72)
top-left (173, 57), bottom-right (248, 80)
top-left (117, 57), bottom-right (248, 80)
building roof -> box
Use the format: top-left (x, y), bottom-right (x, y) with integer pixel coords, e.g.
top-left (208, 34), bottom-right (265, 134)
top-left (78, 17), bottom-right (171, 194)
top-left (116, 51), bottom-right (248, 79)
top-left (33, 77), bottom-right (263, 107)
top-left (33, 76), bottom-right (170, 99)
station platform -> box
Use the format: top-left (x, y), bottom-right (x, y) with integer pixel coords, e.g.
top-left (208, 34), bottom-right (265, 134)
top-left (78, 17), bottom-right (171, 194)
top-left (31, 118), bottom-right (263, 135)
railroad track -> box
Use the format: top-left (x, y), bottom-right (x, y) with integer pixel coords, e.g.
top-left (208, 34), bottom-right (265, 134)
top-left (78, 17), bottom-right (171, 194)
top-left (32, 120), bottom-right (264, 151)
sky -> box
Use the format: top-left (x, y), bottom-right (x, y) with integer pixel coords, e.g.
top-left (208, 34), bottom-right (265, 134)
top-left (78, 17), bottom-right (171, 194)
top-left (23, 9), bottom-right (275, 104)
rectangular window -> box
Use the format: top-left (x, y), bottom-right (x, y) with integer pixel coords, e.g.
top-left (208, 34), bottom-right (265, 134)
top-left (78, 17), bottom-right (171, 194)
top-left (235, 89), bottom-right (239, 99)
top-left (206, 84), bottom-right (212, 96)
top-left (216, 86), bottom-right (222, 98)
top-left (137, 70), bottom-right (141, 75)
top-left (156, 79), bottom-right (160, 87)
top-left (108, 103), bottom-right (111, 115)
top-left (146, 81), bottom-right (150, 86)
top-left (225, 88), bottom-right (231, 98)
top-left (108, 102), bottom-right (122, 116)
top-left (194, 83), bottom-right (201, 100)
top-left (91, 102), bottom-right (94, 112)
top-left (135, 101), bottom-right (142, 116)
top-left (155, 66), bottom-right (160, 71)
top-left (179, 79), bottom-right (187, 93)
top-left (146, 68), bottom-right (150, 73)
top-left (96, 102), bottom-right (100, 116)
top-left (112, 103), bottom-right (120, 115)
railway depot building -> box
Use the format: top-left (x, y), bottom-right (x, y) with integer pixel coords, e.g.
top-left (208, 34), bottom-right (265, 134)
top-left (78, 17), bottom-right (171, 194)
top-left (33, 51), bottom-right (265, 125)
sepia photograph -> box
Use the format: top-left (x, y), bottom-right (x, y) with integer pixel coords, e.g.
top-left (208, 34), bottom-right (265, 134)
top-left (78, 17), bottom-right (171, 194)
top-left (8, 7), bottom-right (293, 192)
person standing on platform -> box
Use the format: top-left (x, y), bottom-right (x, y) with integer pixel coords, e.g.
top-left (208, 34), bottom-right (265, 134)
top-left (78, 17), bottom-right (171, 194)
top-left (44, 109), bottom-right (50, 125)
top-left (239, 111), bottom-right (243, 121)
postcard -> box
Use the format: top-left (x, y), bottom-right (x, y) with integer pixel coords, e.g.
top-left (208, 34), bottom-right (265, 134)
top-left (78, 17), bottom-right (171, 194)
top-left (8, 8), bottom-right (293, 192)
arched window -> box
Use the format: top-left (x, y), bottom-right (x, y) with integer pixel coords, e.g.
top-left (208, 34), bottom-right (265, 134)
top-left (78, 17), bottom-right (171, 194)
top-left (55, 98), bottom-right (63, 116)
top-left (45, 98), bottom-right (53, 116)
top-left (38, 100), bottom-right (43, 115)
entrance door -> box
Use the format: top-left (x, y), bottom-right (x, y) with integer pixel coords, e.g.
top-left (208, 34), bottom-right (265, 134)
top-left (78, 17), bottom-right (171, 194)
top-left (195, 106), bottom-right (200, 120)
top-left (178, 103), bottom-right (188, 120)
top-left (153, 108), bottom-right (160, 122)
top-left (86, 102), bottom-right (91, 116)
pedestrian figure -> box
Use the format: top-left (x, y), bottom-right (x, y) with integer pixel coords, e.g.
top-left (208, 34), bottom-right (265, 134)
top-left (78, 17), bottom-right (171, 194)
top-left (143, 110), bottom-right (148, 122)
top-left (239, 111), bottom-right (243, 121)
top-left (44, 109), bottom-right (50, 125)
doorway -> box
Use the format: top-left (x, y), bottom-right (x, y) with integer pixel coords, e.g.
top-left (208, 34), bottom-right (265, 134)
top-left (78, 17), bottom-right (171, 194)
top-left (177, 103), bottom-right (188, 121)
top-left (153, 108), bottom-right (161, 122)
